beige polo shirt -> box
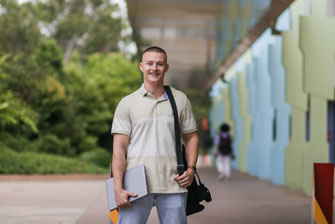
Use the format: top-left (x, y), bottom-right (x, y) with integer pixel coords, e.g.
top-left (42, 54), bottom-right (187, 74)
top-left (111, 84), bottom-right (197, 193)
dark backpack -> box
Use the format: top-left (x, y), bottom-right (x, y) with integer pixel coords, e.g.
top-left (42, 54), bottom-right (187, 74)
top-left (218, 133), bottom-right (232, 155)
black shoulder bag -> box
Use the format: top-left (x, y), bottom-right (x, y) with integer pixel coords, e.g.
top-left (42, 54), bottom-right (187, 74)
top-left (164, 86), bottom-right (212, 216)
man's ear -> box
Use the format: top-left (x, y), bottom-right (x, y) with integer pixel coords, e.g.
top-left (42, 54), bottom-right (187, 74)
top-left (165, 64), bottom-right (169, 73)
top-left (139, 62), bottom-right (143, 72)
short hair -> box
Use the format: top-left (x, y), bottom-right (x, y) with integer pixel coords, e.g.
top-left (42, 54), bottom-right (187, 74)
top-left (220, 123), bottom-right (230, 132)
top-left (142, 46), bottom-right (168, 62)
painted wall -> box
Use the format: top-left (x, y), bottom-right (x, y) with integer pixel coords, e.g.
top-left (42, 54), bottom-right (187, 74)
top-left (269, 36), bottom-right (291, 185)
top-left (252, 31), bottom-right (274, 180)
top-left (282, 0), bottom-right (307, 191)
top-left (237, 54), bottom-right (252, 173)
top-left (209, 0), bottom-right (335, 195)
top-left (245, 58), bottom-right (257, 176)
top-left (230, 75), bottom-right (243, 169)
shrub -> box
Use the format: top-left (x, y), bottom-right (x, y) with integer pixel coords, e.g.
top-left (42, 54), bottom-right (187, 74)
top-left (0, 144), bottom-right (107, 174)
top-left (0, 133), bottom-right (32, 152)
top-left (80, 148), bottom-right (112, 168)
top-left (34, 134), bottom-right (74, 156)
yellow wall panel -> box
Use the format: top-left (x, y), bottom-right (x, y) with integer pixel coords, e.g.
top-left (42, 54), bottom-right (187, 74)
top-left (302, 96), bottom-right (329, 195)
top-left (223, 86), bottom-right (234, 135)
top-left (282, 0), bottom-right (308, 190)
top-left (237, 70), bottom-right (252, 172)
top-left (300, 16), bottom-right (335, 100)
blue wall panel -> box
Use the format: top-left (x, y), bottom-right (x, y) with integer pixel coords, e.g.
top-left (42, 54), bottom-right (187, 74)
top-left (246, 60), bottom-right (257, 175)
top-left (230, 76), bottom-right (243, 169)
top-left (251, 29), bottom-right (274, 180)
top-left (269, 37), bottom-right (291, 185)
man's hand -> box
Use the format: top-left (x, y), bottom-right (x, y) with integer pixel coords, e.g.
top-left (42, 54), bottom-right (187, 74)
top-left (112, 134), bottom-right (136, 209)
top-left (174, 168), bottom-right (195, 188)
top-left (114, 188), bottom-right (138, 209)
top-left (180, 132), bottom-right (198, 188)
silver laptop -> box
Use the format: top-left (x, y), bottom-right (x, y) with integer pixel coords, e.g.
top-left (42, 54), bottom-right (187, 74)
top-left (106, 165), bottom-right (148, 211)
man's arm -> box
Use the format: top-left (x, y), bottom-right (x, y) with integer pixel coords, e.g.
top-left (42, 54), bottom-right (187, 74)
top-left (174, 131), bottom-right (199, 187)
top-left (112, 134), bottom-right (137, 209)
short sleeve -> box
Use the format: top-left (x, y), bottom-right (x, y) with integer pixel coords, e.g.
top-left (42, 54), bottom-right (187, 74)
top-left (111, 98), bottom-right (132, 136)
top-left (180, 97), bottom-right (197, 134)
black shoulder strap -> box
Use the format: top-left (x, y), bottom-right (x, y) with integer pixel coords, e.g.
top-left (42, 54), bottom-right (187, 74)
top-left (164, 86), bottom-right (185, 175)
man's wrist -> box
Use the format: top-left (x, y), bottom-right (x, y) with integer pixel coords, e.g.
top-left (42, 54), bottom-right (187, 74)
top-left (114, 182), bottom-right (124, 192)
top-left (114, 186), bottom-right (123, 193)
top-left (187, 165), bottom-right (196, 172)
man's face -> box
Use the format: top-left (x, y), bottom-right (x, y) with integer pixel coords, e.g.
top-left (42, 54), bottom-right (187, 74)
top-left (140, 51), bottom-right (169, 85)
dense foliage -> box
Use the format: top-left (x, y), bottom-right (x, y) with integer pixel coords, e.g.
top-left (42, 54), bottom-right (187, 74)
top-left (0, 0), bottom-right (141, 174)
top-left (0, 143), bottom-right (106, 174)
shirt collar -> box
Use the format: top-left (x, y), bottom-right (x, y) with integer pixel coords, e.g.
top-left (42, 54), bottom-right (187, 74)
top-left (138, 84), bottom-right (169, 100)
top-left (138, 84), bottom-right (148, 97)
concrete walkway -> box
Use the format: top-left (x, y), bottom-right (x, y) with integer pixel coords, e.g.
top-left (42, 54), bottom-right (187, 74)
top-left (0, 168), bottom-right (311, 224)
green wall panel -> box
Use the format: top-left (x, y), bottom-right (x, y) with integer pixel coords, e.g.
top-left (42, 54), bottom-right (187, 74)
top-left (237, 68), bottom-right (252, 172)
top-left (282, 0), bottom-right (307, 110)
top-left (285, 108), bottom-right (307, 189)
top-left (300, 17), bottom-right (335, 100)
top-left (302, 96), bottom-right (329, 195)
top-left (282, 0), bottom-right (307, 190)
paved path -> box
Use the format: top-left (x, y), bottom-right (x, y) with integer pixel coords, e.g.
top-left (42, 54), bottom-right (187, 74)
top-left (0, 168), bottom-right (312, 224)
top-left (0, 174), bottom-right (110, 224)
top-left (147, 168), bottom-right (311, 224)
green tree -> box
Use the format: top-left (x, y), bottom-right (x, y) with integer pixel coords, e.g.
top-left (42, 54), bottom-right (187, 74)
top-left (0, 0), bottom-right (41, 56)
top-left (0, 0), bottom-right (141, 162)
top-left (0, 59), bottom-right (38, 133)
top-left (183, 88), bottom-right (211, 151)
top-left (65, 52), bottom-right (141, 150)
top-left (0, 56), bottom-right (39, 153)
top-left (32, 38), bottom-right (64, 81)
top-left (33, 0), bottom-right (124, 61)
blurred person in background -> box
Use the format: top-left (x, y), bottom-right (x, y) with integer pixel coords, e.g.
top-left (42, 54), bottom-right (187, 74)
top-left (214, 123), bottom-right (233, 182)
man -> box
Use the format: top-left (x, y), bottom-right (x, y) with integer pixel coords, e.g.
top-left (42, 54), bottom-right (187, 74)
top-left (112, 46), bottom-right (199, 224)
